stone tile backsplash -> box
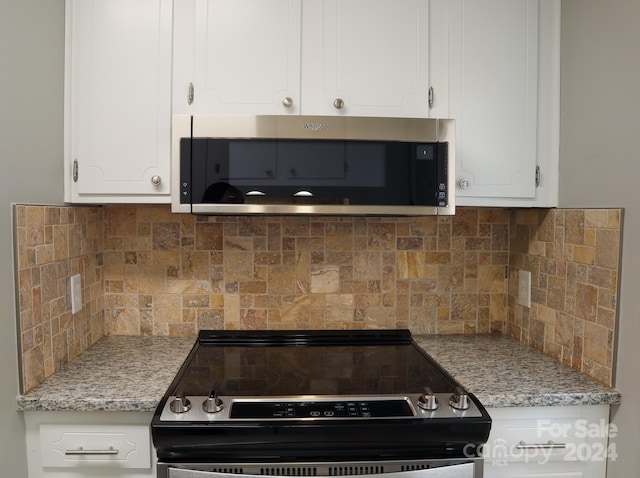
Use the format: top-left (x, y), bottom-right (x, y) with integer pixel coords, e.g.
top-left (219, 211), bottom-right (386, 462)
top-left (508, 209), bottom-right (621, 386)
top-left (14, 205), bottom-right (105, 392)
top-left (14, 204), bottom-right (621, 392)
top-left (102, 206), bottom-right (509, 336)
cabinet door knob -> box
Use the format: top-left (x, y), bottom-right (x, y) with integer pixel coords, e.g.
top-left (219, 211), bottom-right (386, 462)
top-left (458, 178), bottom-right (470, 189)
top-left (151, 175), bottom-right (162, 186)
top-left (333, 98), bottom-right (345, 110)
top-left (282, 97), bottom-right (294, 108)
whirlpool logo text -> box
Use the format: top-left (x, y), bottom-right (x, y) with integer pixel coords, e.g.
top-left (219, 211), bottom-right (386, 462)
top-left (303, 123), bottom-right (329, 131)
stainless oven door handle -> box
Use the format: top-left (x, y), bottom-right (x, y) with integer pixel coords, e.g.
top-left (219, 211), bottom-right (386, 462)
top-left (168, 464), bottom-right (476, 478)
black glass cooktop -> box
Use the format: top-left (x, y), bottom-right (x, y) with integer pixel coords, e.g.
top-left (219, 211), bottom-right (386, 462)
top-left (169, 329), bottom-right (458, 397)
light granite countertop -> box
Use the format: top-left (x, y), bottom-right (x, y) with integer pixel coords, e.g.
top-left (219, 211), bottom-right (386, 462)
top-left (16, 336), bottom-right (196, 412)
top-left (413, 334), bottom-right (621, 407)
top-left (16, 333), bottom-right (621, 412)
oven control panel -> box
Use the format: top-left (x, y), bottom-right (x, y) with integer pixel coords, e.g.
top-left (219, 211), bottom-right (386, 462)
top-left (159, 394), bottom-right (485, 422)
top-left (231, 400), bottom-right (411, 419)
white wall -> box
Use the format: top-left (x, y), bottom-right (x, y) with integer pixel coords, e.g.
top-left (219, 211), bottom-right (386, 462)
top-left (559, 1), bottom-right (640, 476)
top-left (0, 0), bottom-right (65, 473)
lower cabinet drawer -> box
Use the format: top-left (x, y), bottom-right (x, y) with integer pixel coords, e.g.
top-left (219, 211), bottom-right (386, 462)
top-left (40, 424), bottom-right (151, 468)
top-left (488, 417), bottom-right (590, 463)
top-left (484, 406), bottom-right (611, 478)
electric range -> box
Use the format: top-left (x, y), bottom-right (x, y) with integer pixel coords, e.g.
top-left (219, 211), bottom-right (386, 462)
top-left (151, 329), bottom-right (491, 478)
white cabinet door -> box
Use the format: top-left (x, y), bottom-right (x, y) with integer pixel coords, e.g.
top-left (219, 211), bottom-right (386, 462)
top-left (65, 0), bottom-right (172, 202)
top-left (446, 0), bottom-right (559, 206)
top-left (174, 0), bottom-right (302, 115)
top-left (177, 0), bottom-right (432, 118)
top-left (484, 406), bottom-right (611, 478)
top-left (25, 411), bottom-right (155, 478)
top-left (450, 0), bottom-right (538, 201)
top-left (302, 0), bottom-right (431, 118)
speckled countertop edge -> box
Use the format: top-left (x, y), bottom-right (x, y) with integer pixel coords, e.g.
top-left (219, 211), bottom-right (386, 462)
top-left (16, 333), bottom-right (621, 412)
top-left (16, 336), bottom-right (196, 412)
top-left (413, 334), bottom-right (621, 408)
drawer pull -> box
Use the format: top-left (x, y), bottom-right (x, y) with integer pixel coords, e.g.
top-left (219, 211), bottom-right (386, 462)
top-left (64, 446), bottom-right (119, 456)
top-left (516, 440), bottom-right (567, 450)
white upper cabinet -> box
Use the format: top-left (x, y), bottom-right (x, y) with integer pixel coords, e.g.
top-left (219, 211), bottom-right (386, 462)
top-left (174, 0), bottom-right (434, 118)
top-left (64, 0), bottom-right (172, 203)
top-left (303, 0), bottom-right (431, 117)
top-left (63, 0), bottom-right (560, 205)
top-left (173, 0), bottom-right (302, 115)
top-left (438, 0), bottom-right (560, 207)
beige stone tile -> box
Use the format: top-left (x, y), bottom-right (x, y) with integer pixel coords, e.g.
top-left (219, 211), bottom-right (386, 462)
top-left (514, 209), bottom-right (539, 225)
top-left (25, 206), bottom-right (45, 247)
top-left (565, 210), bottom-right (585, 245)
top-left (196, 223), bottom-right (223, 250)
top-left (153, 250), bottom-right (181, 266)
top-left (583, 322), bottom-right (609, 365)
top-left (239, 308), bottom-right (268, 329)
top-left (265, 266), bottom-right (296, 294)
top-left (584, 209), bottom-right (610, 228)
top-left (310, 265), bottom-right (340, 293)
top-left (153, 294), bottom-right (182, 324)
top-left (477, 265), bottom-right (507, 294)
top-left (595, 229), bottom-right (620, 269)
top-left (52, 225), bottom-right (69, 261)
top-left (22, 346), bottom-right (45, 393)
top-left (574, 245), bottom-right (595, 265)
top-left (575, 282), bottom-right (598, 322)
top-left (107, 206), bottom-right (138, 236)
top-left (584, 228), bottom-right (597, 247)
top-left (452, 208), bottom-right (478, 236)
top-left (224, 294), bottom-right (240, 326)
top-left (137, 265), bottom-right (167, 293)
top-left (223, 251), bottom-right (255, 282)
top-left (397, 251), bottom-right (426, 279)
top-left (324, 294), bottom-right (354, 322)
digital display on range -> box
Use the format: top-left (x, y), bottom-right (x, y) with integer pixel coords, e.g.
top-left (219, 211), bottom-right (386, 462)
top-left (230, 399), bottom-right (414, 419)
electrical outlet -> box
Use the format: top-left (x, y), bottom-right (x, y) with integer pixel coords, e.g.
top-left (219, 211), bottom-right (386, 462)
top-left (518, 270), bottom-right (531, 308)
top-left (70, 274), bottom-right (83, 314)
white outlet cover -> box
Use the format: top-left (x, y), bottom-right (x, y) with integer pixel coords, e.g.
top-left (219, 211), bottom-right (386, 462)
top-left (518, 270), bottom-right (531, 308)
top-left (70, 274), bottom-right (83, 314)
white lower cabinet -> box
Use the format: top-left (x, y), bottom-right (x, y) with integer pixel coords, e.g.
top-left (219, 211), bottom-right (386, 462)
top-left (25, 411), bottom-right (155, 478)
top-left (24, 406), bottom-right (612, 478)
top-left (484, 406), bottom-right (612, 478)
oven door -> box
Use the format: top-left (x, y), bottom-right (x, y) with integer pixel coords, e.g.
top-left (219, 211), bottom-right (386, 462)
top-left (159, 459), bottom-right (483, 478)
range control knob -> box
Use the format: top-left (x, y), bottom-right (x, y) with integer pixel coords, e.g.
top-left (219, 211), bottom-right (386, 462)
top-left (169, 394), bottom-right (192, 414)
top-left (449, 387), bottom-right (470, 410)
top-left (417, 388), bottom-right (438, 411)
top-left (202, 390), bottom-right (224, 414)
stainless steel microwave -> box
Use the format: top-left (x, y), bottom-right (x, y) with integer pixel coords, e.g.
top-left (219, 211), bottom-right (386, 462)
top-left (171, 115), bottom-right (455, 215)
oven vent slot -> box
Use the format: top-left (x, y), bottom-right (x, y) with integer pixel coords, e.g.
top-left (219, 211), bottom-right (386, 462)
top-left (400, 464), bottom-right (432, 471)
top-left (260, 467), bottom-right (318, 476)
top-left (328, 466), bottom-right (385, 476)
top-left (207, 468), bottom-right (245, 474)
